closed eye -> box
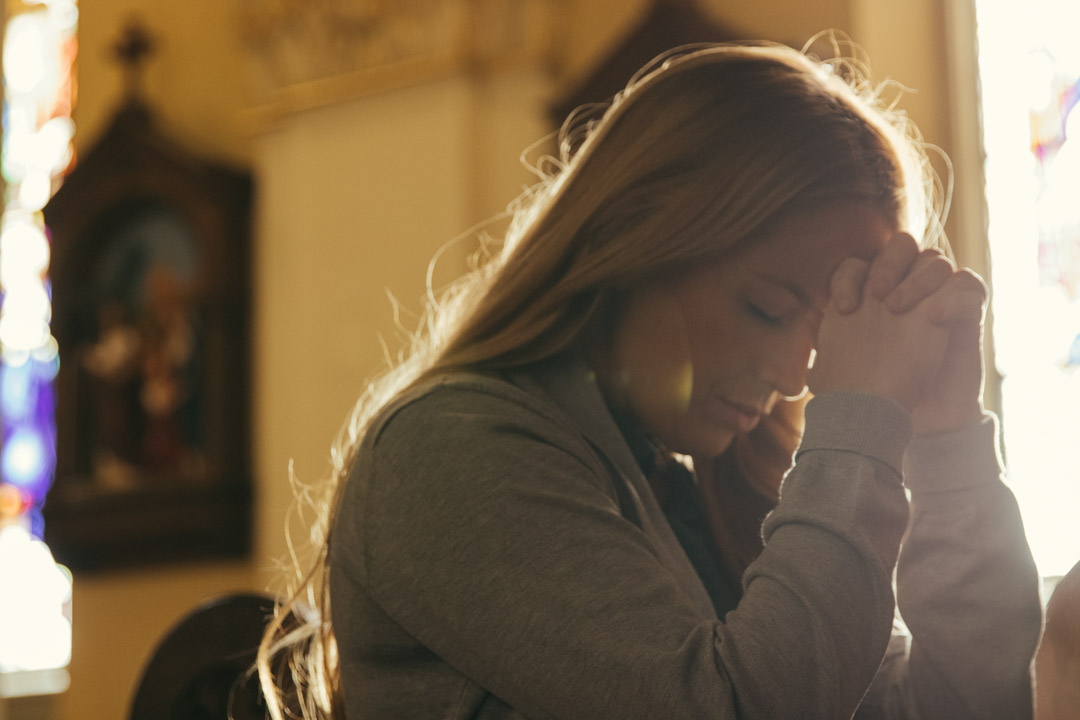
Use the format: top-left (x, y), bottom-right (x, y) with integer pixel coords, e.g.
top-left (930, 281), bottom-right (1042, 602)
top-left (745, 302), bottom-right (784, 325)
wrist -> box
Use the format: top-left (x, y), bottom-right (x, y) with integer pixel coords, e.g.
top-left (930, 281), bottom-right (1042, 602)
top-left (905, 412), bottom-right (1001, 492)
top-left (912, 400), bottom-right (985, 436)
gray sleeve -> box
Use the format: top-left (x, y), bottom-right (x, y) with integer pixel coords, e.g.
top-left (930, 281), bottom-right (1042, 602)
top-left (856, 414), bottom-right (1042, 720)
top-left (357, 386), bottom-right (914, 720)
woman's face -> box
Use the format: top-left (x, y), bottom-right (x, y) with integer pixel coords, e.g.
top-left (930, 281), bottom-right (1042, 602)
top-left (597, 201), bottom-right (896, 458)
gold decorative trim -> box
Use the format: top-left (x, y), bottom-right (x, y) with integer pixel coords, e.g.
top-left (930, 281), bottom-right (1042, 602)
top-left (239, 0), bottom-right (555, 126)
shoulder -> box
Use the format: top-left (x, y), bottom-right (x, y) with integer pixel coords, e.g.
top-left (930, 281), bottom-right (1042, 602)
top-left (337, 368), bottom-right (626, 578)
top-left (368, 369), bottom-right (596, 458)
top-left (353, 369), bottom-right (616, 505)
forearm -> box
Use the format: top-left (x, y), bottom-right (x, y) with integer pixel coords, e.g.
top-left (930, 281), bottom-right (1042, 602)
top-left (724, 392), bottom-right (913, 717)
top-left (892, 415), bottom-right (1041, 719)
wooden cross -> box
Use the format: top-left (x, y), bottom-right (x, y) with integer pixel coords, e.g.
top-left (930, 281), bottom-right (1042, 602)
top-left (113, 17), bottom-right (157, 99)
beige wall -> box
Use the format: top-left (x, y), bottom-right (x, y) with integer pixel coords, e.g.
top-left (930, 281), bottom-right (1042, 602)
top-left (558, 0), bottom-right (853, 82)
top-left (56, 2), bottom-right (256, 718)
top-left (251, 68), bottom-right (554, 578)
top-left (74, 0), bottom-right (253, 165)
top-left (55, 2), bottom-right (258, 716)
top-left (55, 2), bottom-right (961, 719)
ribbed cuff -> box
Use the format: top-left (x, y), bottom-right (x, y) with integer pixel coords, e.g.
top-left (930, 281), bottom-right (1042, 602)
top-left (904, 412), bottom-right (1002, 492)
top-left (797, 392), bottom-right (913, 479)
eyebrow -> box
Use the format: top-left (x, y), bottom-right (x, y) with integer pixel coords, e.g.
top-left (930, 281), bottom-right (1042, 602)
top-left (752, 273), bottom-right (822, 311)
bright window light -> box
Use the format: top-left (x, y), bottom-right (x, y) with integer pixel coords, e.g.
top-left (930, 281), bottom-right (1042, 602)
top-left (976, 0), bottom-right (1080, 578)
top-left (0, 0), bottom-right (77, 677)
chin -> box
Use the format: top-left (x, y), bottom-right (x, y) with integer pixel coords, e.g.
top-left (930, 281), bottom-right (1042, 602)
top-left (670, 424), bottom-right (735, 460)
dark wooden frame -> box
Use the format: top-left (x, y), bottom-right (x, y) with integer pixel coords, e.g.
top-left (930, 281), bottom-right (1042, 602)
top-left (43, 101), bottom-right (253, 571)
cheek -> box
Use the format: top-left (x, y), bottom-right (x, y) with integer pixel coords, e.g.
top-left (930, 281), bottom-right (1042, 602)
top-left (677, 300), bottom-right (751, 393)
top-left (615, 288), bottom-right (696, 420)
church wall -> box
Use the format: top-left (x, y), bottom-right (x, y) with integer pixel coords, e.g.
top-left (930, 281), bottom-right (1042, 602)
top-left (73, 0), bottom-right (254, 166)
top-left (249, 71), bottom-right (553, 586)
top-left (52, 3), bottom-right (258, 717)
top-left (558, 0), bottom-right (852, 85)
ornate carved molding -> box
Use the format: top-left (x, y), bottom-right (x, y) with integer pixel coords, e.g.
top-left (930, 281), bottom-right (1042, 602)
top-left (239, 0), bottom-right (555, 123)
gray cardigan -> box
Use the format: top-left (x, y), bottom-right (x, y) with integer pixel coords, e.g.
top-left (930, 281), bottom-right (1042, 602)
top-left (329, 353), bottom-right (1041, 719)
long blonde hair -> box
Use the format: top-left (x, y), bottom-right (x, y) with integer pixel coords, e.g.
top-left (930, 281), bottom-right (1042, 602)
top-left (257, 39), bottom-right (945, 719)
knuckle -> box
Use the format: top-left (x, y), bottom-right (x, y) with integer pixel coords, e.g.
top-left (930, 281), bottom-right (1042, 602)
top-left (957, 268), bottom-right (989, 293)
top-left (843, 256), bottom-right (871, 271)
top-left (896, 233), bottom-right (920, 253)
top-left (869, 259), bottom-right (899, 282)
top-left (833, 257), bottom-right (868, 282)
top-left (929, 258), bottom-right (957, 278)
top-left (936, 254), bottom-right (958, 270)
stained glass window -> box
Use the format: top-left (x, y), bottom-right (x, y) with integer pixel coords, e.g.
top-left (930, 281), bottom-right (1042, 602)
top-left (976, 0), bottom-right (1080, 579)
top-left (0, 0), bottom-right (76, 676)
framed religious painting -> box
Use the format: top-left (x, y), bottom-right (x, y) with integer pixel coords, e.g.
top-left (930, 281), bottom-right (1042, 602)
top-left (42, 100), bottom-right (253, 571)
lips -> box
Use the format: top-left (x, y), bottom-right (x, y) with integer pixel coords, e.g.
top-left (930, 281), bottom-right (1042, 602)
top-left (725, 399), bottom-right (764, 417)
top-left (714, 397), bottom-right (764, 433)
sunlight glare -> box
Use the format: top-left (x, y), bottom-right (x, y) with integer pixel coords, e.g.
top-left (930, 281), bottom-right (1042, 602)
top-left (977, 0), bottom-right (1080, 577)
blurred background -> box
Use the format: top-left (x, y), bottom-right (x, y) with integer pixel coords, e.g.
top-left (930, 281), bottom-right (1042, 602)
top-left (1, 0), bottom-right (1078, 718)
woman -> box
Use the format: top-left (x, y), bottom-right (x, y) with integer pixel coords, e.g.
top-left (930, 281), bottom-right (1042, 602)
top-left (259, 42), bottom-right (1041, 719)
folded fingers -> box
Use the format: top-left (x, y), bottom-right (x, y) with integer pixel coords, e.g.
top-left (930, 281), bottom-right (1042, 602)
top-left (884, 248), bottom-right (956, 313)
top-left (830, 257), bottom-right (870, 314)
top-left (926, 269), bottom-right (988, 324)
top-left (867, 232), bottom-right (920, 300)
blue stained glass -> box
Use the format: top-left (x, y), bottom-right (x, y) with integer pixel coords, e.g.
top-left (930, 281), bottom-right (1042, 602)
top-left (1068, 333), bottom-right (1080, 366)
top-left (1, 4), bottom-right (75, 539)
top-left (0, 356), bottom-right (57, 505)
top-left (1, 361), bottom-right (34, 420)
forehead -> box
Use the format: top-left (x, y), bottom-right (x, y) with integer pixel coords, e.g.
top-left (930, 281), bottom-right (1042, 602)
top-left (738, 201), bottom-right (895, 304)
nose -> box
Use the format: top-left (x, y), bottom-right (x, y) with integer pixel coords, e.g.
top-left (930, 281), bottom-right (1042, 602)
top-left (759, 322), bottom-right (816, 399)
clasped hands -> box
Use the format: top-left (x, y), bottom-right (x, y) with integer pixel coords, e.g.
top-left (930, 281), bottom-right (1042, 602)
top-left (808, 233), bottom-right (988, 436)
